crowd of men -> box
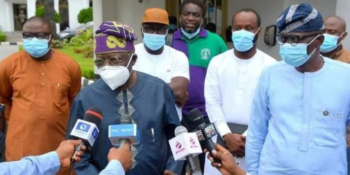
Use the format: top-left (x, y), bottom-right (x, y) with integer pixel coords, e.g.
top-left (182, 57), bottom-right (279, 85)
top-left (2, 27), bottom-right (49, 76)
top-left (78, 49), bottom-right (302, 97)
top-left (0, 0), bottom-right (350, 174)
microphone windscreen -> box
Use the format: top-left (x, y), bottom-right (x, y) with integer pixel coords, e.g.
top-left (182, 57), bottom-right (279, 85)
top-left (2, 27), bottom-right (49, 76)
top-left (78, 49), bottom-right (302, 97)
top-left (189, 108), bottom-right (205, 128)
top-left (174, 126), bottom-right (188, 136)
top-left (83, 107), bottom-right (103, 127)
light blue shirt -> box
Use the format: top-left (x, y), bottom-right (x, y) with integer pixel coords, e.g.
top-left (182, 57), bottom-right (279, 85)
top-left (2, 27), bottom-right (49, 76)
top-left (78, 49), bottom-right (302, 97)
top-left (246, 58), bottom-right (350, 175)
top-left (0, 151), bottom-right (125, 175)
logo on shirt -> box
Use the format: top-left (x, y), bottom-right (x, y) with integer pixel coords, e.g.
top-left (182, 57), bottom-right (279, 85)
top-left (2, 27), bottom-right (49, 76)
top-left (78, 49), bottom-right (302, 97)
top-left (201, 48), bottom-right (211, 60)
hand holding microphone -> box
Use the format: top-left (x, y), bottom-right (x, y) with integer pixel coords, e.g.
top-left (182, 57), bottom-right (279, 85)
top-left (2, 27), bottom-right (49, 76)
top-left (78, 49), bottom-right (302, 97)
top-left (69, 107), bottom-right (103, 164)
top-left (189, 108), bottom-right (221, 164)
top-left (108, 140), bottom-right (133, 171)
top-left (108, 113), bottom-right (139, 169)
top-left (55, 139), bottom-right (86, 168)
top-left (206, 144), bottom-right (246, 175)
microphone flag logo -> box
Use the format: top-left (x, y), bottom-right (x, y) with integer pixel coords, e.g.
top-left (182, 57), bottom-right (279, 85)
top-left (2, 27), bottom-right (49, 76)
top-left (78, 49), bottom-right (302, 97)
top-left (77, 122), bottom-right (91, 132)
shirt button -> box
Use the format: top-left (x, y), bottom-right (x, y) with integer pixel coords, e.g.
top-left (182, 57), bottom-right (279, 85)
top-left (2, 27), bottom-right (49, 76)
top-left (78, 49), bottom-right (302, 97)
top-left (41, 73), bottom-right (45, 76)
top-left (41, 83), bottom-right (45, 86)
top-left (323, 110), bottom-right (329, 116)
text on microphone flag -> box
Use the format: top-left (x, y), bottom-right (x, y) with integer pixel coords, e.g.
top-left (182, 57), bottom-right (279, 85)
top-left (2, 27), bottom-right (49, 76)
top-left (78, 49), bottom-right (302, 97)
top-left (204, 124), bottom-right (217, 138)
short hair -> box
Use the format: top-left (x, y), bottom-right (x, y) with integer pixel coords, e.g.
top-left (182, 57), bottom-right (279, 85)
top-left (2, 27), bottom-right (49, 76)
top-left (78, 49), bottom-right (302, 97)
top-left (232, 8), bottom-right (261, 27)
top-left (180, 0), bottom-right (206, 18)
top-left (325, 15), bottom-right (347, 32)
top-left (23, 16), bottom-right (51, 31)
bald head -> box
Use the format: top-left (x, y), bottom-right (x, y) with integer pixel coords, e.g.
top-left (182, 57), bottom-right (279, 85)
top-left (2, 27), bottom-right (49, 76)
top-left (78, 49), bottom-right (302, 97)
top-left (23, 16), bottom-right (51, 33)
top-left (324, 16), bottom-right (347, 33)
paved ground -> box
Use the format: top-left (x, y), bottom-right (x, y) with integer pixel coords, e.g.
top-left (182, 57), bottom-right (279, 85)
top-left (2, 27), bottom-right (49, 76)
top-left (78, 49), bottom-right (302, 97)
top-left (0, 45), bottom-right (19, 62)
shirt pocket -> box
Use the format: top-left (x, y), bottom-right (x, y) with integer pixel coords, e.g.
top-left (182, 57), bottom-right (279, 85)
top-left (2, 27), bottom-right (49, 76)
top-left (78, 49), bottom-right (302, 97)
top-left (50, 83), bottom-right (69, 108)
top-left (312, 109), bottom-right (344, 148)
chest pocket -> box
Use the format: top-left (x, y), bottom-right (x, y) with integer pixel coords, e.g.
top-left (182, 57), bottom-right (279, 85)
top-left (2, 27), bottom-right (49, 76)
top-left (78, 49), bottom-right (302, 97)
top-left (312, 109), bottom-right (345, 148)
top-left (50, 83), bottom-right (69, 108)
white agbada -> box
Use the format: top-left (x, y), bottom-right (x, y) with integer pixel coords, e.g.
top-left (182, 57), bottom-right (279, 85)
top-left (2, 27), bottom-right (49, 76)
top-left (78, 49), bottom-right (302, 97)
top-left (204, 49), bottom-right (276, 174)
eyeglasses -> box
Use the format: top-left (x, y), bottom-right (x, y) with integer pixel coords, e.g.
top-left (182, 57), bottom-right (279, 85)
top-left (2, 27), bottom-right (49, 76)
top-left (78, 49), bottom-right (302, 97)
top-left (142, 27), bottom-right (168, 34)
top-left (22, 32), bottom-right (51, 39)
top-left (94, 57), bottom-right (122, 67)
top-left (277, 34), bottom-right (319, 45)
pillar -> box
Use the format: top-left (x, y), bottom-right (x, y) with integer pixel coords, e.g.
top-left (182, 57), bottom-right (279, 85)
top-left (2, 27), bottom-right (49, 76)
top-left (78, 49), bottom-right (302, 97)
top-left (68, 0), bottom-right (90, 30)
top-left (93, 0), bottom-right (103, 78)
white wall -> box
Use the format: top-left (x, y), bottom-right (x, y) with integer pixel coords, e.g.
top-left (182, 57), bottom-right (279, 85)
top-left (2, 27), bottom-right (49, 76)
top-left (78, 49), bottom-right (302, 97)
top-left (227, 0), bottom-right (338, 60)
top-left (102, 0), bottom-right (165, 44)
top-left (0, 0), bottom-right (14, 32)
top-left (68, 0), bottom-right (90, 30)
top-left (336, 0), bottom-right (350, 49)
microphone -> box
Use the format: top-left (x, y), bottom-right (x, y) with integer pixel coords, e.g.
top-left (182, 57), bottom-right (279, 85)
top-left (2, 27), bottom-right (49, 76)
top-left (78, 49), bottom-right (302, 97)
top-left (108, 114), bottom-right (138, 146)
top-left (108, 113), bottom-right (139, 168)
top-left (169, 125), bottom-right (202, 175)
top-left (189, 108), bottom-right (221, 163)
top-left (173, 126), bottom-right (202, 174)
top-left (69, 107), bottom-right (102, 164)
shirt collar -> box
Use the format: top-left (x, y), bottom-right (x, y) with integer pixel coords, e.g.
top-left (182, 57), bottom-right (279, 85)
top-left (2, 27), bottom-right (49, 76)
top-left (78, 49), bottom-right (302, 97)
top-left (332, 46), bottom-right (345, 60)
top-left (174, 27), bottom-right (208, 40)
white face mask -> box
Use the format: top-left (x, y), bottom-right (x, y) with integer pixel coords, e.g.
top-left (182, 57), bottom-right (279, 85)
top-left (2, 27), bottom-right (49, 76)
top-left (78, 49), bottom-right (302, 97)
top-left (99, 54), bottom-right (133, 90)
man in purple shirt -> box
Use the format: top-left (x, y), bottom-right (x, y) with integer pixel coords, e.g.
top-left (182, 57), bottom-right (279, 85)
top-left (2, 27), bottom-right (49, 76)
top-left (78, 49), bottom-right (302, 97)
top-left (171, 0), bottom-right (228, 172)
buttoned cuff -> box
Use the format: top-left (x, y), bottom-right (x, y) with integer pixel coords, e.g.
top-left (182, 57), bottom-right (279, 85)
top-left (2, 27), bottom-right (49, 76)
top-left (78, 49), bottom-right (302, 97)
top-left (42, 151), bottom-right (61, 173)
top-left (216, 122), bottom-right (231, 138)
top-left (106, 160), bottom-right (125, 175)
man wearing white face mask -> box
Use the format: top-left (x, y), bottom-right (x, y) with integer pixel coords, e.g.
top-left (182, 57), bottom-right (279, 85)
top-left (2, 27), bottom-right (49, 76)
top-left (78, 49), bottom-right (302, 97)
top-left (246, 4), bottom-right (350, 175)
top-left (66, 21), bottom-right (181, 175)
top-left (134, 8), bottom-right (190, 121)
top-left (204, 8), bottom-right (276, 175)
top-left (321, 16), bottom-right (350, 63)
top-left (0, 16), bottom-right (81, 175)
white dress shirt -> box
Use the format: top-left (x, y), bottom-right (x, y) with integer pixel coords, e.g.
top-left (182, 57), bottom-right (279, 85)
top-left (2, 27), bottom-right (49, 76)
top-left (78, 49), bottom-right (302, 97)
top-left (205, 49), bottom-right (276, 137)
top-left (134, 43), bottom-right (190, 120)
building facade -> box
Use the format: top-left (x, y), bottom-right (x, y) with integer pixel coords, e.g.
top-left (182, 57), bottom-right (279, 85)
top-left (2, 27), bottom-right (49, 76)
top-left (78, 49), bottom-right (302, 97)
top-left (93, 0), bottom-right (349, 62)
top-left (0, 0), bottom-right (91, 33)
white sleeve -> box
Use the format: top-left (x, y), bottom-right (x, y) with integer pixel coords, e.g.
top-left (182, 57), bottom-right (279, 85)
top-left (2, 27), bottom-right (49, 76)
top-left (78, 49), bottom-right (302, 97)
top-left (204, 57), bottom-right (231, 137)
top-left (172, 51), bottom-right (190, 80)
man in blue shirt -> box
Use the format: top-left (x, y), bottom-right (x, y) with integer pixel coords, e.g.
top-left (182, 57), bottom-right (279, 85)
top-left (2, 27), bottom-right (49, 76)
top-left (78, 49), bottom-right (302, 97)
top-left (0, 139), bottom-right (132, 175)
top-left (66, 21), bottom-right (180, 175)
top-left (246, 3), bottom-right (350, 175)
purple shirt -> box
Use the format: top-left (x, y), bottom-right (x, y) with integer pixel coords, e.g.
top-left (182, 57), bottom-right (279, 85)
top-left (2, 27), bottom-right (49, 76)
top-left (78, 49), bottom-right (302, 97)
top-left (172, 29), bottom-right (228, 116)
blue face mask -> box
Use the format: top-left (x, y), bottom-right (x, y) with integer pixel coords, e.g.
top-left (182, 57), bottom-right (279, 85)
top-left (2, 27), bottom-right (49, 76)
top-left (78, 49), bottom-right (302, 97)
top-left (279, 36), bottom-right (318, 67)
top-left (181, 27), bottom-right (201, 39)
top-left (320, 33), bottom-right (342, 53)
top-left (232, 30), bottom-right (257, 52)
top-left (143, 33), bottom-right (166, 51)
top-left (23, 37), bottom-right (50, 58)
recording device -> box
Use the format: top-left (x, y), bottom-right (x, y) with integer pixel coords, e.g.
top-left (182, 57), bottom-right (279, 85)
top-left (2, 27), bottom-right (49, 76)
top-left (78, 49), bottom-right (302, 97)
top-left (69, 107), bottom-right (102, 164)
top-left (169, 126), bottom-right (202, 174)
top-left (108, 112), bottom-right (139, 168)
top-left (189, 108), bottom-right (221, 163)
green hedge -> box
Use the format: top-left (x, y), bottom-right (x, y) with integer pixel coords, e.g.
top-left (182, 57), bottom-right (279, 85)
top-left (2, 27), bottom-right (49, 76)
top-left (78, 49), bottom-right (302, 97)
top-left (78, 7), bottom-right (93, 24)
top-left (35, 6), bottom-right (61, 23)
top-left (0, 31), bottom-right (6, 42)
